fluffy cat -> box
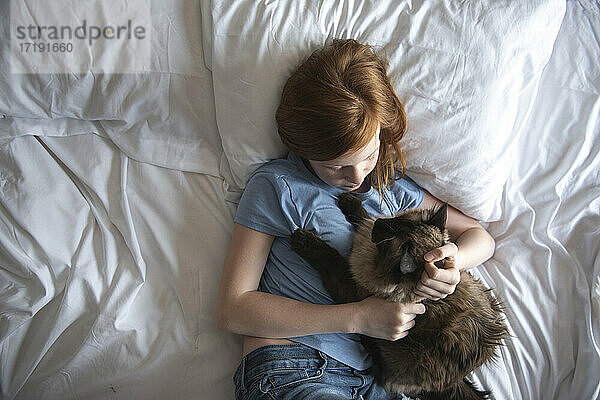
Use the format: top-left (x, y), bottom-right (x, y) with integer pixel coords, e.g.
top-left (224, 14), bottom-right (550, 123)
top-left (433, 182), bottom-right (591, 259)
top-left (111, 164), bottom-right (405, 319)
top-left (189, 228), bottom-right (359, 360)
top-left (290, 193), bottom-right (508, 400)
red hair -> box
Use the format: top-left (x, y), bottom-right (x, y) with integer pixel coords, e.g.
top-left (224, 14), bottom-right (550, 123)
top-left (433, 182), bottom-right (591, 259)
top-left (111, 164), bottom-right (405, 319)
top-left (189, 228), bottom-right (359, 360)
top-left (276, 39), bottom-right (407, 202)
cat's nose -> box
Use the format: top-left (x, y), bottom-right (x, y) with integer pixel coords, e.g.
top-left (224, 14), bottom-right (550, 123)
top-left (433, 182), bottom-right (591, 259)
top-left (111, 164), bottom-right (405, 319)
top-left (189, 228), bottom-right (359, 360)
top-left (399, 262), bottom-right (417, 274)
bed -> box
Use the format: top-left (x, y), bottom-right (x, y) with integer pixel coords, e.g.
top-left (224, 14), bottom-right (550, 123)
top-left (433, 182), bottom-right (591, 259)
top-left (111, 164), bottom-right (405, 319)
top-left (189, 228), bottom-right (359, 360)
top-left (1, 0), bottom-right (598, 399)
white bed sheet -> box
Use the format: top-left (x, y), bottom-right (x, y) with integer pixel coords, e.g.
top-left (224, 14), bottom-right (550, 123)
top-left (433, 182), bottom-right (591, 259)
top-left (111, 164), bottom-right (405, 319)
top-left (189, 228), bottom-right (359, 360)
top-left (470, 2), bottom-right (600, 398)
top-left (1, 1), bottom-right (599, 400)
top-left (0, 133), bottom-right (242, 399)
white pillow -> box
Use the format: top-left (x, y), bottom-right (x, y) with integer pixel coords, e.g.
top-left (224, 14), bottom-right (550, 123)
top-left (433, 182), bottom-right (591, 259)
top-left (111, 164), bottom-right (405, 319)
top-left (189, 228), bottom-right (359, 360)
top-left (1, 0), bottom-right (222, 176)
top-left (210, 0), bottom-right (565, 221)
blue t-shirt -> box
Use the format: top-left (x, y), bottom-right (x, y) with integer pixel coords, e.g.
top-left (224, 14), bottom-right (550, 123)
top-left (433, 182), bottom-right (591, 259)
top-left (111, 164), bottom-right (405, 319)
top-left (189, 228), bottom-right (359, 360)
top-left (234, 151), bottom-right (424, 370)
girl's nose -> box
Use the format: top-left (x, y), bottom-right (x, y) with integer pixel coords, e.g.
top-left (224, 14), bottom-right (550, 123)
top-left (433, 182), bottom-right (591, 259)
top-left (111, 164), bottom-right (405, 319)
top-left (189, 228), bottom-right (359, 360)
top-left (345, 166), bottom-right (363, 184)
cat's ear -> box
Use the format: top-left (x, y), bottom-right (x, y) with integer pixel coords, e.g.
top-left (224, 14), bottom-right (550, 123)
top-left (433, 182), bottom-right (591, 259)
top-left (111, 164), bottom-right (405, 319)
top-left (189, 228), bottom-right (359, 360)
top-left (371, 218), bottom-right (394, 244)
top-left (429, 203), bottom-right (448, 230)
top-left (398, 241), bottom-right (419, 274)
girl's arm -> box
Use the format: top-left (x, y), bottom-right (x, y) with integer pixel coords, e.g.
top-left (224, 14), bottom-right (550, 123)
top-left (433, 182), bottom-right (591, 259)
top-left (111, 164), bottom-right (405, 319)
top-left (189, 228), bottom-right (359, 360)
top-left (415, 191), bottom-right (496, 300)
top-left (216, 223), bottom-right (425, 341)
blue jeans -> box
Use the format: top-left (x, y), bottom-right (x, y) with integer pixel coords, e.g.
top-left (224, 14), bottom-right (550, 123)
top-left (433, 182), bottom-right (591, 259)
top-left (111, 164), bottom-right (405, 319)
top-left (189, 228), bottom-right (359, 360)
top-left (233, 344), bottom-right (414, 400)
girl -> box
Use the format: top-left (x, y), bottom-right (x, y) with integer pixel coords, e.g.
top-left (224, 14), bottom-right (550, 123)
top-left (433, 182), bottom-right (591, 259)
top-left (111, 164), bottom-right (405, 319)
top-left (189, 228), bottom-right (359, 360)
top-left (216, 39), bottom-right (495, 400)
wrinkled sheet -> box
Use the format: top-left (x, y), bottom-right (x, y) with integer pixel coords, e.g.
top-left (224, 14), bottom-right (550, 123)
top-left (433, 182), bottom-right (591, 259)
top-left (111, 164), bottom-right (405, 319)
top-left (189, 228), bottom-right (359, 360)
top-left (1, 1), bottom-right (599, 400)
top-left (469, 2), bottom-right (600, 398)
top-left (0, 133), bottom-right (242, 399)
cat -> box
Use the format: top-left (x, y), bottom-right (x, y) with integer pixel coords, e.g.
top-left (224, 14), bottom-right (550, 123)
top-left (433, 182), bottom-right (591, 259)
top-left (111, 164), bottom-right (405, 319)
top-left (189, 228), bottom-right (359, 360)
top-left (289, 193), bottom-right (509, 400)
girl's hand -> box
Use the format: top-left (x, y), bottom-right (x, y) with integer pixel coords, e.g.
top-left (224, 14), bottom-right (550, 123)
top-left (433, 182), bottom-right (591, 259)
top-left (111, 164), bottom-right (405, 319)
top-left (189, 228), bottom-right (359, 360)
top-left (354, 296), bottom-right (426, 341)
top-left (414, 242), bottom-right (461, 301)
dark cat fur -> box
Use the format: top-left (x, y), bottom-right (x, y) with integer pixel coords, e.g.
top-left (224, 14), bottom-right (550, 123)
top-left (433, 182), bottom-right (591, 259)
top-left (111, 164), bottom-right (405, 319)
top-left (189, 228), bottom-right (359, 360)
top-left (290, 193), bottom-right (509, 400)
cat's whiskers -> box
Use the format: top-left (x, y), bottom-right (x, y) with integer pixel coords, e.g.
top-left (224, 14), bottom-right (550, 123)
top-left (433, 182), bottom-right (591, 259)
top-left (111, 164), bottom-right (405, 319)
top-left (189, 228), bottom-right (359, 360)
top-left (374, 237), bottom-right (395, 245)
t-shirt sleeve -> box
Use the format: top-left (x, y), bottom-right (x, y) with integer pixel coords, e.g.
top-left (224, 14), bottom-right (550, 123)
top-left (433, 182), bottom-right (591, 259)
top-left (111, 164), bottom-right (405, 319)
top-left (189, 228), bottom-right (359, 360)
top-left (234, 172), bottom-right (299, 237)
top-left (393, 174), bottom-right (425, 211)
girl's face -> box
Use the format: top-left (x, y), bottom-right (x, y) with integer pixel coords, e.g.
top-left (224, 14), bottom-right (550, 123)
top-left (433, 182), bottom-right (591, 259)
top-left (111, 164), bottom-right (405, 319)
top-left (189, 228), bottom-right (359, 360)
top-left (309, 125), bottom-right (381, 192)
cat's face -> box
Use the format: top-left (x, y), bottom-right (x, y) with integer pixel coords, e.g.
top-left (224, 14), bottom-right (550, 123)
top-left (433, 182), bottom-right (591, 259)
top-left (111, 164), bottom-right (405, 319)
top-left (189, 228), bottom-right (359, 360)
top-left (370, 204), bottom-right (449, 288)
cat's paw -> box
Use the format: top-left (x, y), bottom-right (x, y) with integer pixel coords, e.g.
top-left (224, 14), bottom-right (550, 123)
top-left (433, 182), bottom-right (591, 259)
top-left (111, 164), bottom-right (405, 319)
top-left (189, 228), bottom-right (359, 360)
top-left (337, 193), bottom-right (367, 230)
top-left (290, 228), bottom-right (322, 256)
top-left (337, 193), bottom-right (362, 213)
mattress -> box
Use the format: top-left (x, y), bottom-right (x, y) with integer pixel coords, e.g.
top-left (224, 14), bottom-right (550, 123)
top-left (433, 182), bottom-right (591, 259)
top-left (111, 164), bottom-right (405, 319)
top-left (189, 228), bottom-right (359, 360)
top-left (1, 1), bottom-right (599, 399)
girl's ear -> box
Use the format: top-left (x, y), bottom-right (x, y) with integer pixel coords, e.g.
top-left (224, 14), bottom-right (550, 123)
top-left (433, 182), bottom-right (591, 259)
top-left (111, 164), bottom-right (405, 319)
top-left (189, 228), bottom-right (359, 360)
top-left (429, 203), bottom-right (448, 230)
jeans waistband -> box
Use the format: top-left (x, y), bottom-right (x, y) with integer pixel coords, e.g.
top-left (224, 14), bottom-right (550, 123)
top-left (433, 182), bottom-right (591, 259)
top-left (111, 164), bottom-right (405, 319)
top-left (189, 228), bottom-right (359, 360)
top-left (236, 343), bottom-right (357, 390)
top-left (248, 343), bottom-right (350, 367)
